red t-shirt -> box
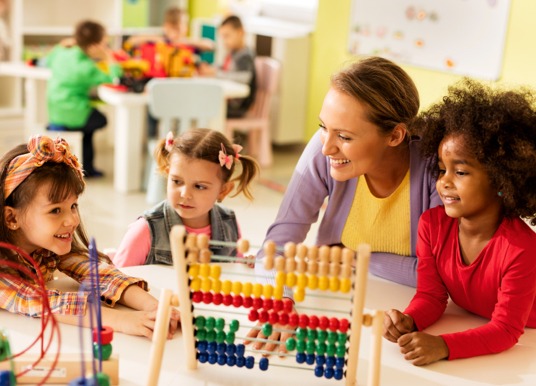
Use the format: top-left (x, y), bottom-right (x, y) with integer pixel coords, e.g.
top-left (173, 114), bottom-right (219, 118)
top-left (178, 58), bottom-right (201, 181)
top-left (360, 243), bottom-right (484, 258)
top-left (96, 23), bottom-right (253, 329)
top-left (405, 206), bottom-right (536, 360)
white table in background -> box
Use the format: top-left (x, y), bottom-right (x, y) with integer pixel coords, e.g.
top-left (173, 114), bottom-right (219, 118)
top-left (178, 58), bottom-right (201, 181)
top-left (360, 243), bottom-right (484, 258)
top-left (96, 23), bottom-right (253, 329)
top-left (1, 264), bottom-right (535, 385)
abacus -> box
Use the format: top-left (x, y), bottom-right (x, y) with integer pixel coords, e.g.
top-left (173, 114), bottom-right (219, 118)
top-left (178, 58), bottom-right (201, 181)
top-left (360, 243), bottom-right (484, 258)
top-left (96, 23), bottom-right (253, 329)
top-left (147, 225), bottom-right (384, 386)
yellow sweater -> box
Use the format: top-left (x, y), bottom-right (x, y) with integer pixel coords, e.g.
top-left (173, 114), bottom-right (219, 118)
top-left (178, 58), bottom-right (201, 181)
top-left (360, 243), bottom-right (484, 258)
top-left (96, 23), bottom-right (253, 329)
top-left (341, 171), bottom-right (411, 256)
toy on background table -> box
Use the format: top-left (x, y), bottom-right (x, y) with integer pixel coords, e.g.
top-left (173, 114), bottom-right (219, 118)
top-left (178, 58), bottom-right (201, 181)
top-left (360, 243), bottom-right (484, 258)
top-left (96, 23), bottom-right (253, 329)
top-left (0, 240), bottom-right (118, 385)
top-left (147, 226), bottom-right (384, 386)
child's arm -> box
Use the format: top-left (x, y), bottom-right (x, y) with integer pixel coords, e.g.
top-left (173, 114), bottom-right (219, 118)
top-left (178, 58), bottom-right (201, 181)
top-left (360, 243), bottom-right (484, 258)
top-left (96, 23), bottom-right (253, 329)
top-left (383, 309), bottom-right (415, 342)
top-left (112, 218), bottom-right (152, 267)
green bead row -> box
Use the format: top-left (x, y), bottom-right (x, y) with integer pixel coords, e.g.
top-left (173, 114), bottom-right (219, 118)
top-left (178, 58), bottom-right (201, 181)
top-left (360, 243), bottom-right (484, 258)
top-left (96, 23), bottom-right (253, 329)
top-left (196, 328), bottom-right (236, 344)
top-left (286, 338), bottom-right (347, 358)
top-left (194, 316), bottom-right (239, 333)
top-left (295, 328), bottom-right (347, 345)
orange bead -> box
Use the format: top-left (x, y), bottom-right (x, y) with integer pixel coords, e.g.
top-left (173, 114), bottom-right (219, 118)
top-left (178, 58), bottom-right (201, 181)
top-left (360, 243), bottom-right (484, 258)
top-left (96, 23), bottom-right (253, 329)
top-left (285, 257), bottom-right (296, 273)
top-left (196, 234), bottom-right (209, 249)
top-left (284, 242), bottom-right (296, 258)
top-left (296, 259), bottom-right (306, 274)
top-left (319, 262), bottom-right (329, 276)
top-left (296, 243), bottom-right (308, 260)
top-left (237, 239), bottom-right (250, 254)
top-left (307, 261), bottom-right (318, 275)
top-left (329, 262), bottom-right (341, 277)
top-left (308, 246), bottom-right (319, 261)
top-left (341, 264), bottom-right (352, 279)
top-left (275, 256), bottom-right (285, 272)
top-left (263, 240), bottom-right (277, 256)
top-left (199, 249), bottom-right (212, 264)
top-left (342, 248), bottom-right (355, 266)
top-left (319, 245), bottom-right (330, 263)
top-left (264, 254), bottom-right (274, 271)
top-left (330, 246), bottom-right (342, 264)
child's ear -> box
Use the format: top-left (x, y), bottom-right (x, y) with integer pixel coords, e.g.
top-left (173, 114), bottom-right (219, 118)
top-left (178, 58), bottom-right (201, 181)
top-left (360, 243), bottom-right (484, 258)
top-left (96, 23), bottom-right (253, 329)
top-left (388, 123), bottom-right (408, 147)
top-left (218, 182), bottom-right (235, 202)
top-left (3, 206), bottom-right (20, 231)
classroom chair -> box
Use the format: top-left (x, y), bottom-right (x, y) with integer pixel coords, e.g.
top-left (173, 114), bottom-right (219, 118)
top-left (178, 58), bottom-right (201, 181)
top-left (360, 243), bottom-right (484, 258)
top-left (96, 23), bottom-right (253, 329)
top-left (145, 78), bottom-right (224, 204)
top-left (225, 56), bottom-right (281, 167)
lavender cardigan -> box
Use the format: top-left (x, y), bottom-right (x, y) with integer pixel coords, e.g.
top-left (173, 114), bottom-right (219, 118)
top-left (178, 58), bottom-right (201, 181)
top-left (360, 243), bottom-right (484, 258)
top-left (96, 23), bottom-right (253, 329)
top-left (256, 130), bottom-right (441, 287)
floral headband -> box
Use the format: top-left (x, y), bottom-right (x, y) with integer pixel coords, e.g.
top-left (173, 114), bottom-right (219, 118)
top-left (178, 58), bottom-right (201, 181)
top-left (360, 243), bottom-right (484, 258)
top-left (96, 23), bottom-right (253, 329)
top-left (4, 135), bottom-right (84, 199)
top-left (219, 143), bottom-right (242, 170)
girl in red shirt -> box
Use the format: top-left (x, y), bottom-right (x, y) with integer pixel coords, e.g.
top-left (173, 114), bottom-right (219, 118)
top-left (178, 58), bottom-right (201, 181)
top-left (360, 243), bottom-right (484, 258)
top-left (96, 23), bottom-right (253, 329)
top-left (384, 79), bottom-right (536, 365)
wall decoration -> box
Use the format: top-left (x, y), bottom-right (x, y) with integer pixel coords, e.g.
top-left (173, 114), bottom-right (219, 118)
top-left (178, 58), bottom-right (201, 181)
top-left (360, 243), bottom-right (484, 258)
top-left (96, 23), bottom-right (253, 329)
top-left (348, 0), bottom-right (511, 80)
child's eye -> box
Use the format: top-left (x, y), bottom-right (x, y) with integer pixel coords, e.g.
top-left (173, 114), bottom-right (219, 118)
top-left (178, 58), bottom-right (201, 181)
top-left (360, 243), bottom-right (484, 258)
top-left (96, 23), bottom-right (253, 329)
top-left (50, 208), bottom-right (61, 214)
top-left (195, 184), bottom-right (207, 190)
top-left (438, 168), bottom-right (446, 176)
top-left (71, 203), bottom-right (79, 211)
top-left (456, 170), bottom-right (468, 176)
top-left (338, 134), bottom-right (352, 141)
top-left (172, 179), bottom-right (183, 185)
top-left (318, 123), bottom-right (327, 132)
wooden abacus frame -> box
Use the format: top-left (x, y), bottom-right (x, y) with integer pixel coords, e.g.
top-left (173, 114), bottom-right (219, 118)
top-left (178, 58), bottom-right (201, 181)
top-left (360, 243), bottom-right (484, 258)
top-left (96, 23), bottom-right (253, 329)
top-left (146, 225), bottom-right (384, 386)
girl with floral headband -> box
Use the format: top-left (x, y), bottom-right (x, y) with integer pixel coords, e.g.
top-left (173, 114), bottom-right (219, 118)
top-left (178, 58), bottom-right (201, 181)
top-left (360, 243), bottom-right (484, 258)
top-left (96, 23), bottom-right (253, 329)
top-left (113, 128), bottom-right (259, 267)
top-left (0, 135), bottom-right (179, 339)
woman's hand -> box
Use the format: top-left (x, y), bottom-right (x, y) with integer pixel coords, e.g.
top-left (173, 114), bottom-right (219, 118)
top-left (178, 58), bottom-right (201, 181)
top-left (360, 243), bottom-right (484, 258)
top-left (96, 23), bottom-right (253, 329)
top-left (383, 309), bottom-right (415, 342)
top-left (397, 332), bottom-right (449, 366)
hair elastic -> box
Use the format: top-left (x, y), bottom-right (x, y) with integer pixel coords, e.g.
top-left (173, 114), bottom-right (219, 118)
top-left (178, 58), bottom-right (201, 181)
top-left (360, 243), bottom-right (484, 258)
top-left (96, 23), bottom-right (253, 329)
top-left (218, 143), bottom-right (243, 170)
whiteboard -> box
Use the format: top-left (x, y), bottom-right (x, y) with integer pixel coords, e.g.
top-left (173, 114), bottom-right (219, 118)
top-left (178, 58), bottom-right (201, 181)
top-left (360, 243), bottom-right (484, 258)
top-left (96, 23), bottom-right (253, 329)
top-left (348, 0), bottom-right (511, 80)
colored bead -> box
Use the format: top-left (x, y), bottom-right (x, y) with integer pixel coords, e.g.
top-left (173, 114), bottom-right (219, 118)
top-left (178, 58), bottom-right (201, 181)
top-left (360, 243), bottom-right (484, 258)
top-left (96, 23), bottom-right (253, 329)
top-left (252, 297), bottom-right (263, 310)
top-left (259, 310), bottom-right (269, 323)
top-left (334, 369), bottom-right (344, 380)
top-left (285, 337), bottom-right (297, 351)
top-left (226, 332), bottom-right (236, 344)
top-left (285, 272), bottom-right (297, 287)
top-left (252, 283), bottom-right (263, 298)
top-left (308, 315), bottom-right (319, 329)
top-left (307, 260), bottom-right (319, 275)
top-left (295, 353), bottom-right (306, 364)
top-left (317, 330), bottom-right (327, 342)
top-left (273, 299), bottom-right (283, 312)
top-left (236, 344), bottom-right (246, 357)
top-left (327, 331), bottom-right (338, 344)
top-left (229, 319), bottom-right (240, 333)
top-left (223, 294), bottom-right (233, 306)
top-left (340, 278), bottom-right (352, 293)
top-left (197, 340), bottom-right (208, 353)
top-left (319, 262), bottom-right (329, 276)
top-left (216, 331), bottom-right (226, 343)
top-left (284, 242), bottom-right (297, 259)
top-left (306, 353), bottom-right (315, 365)
top-left (336, 345), bottom-right (346, 358)
top-left (326, 343), bottom-right (336, 356)
top-left (329, 318), bottom-right (339, 332)
top-left (273, 285), bottom-right (284, 300)
top-left (297, 273), bottom-right (308, 289)
top-left (319, 316), bottom-right (329, 330)
top-left (288, 313), bottom-right (299, 327)
top-left (195, 316), bottom-right (206, 329)
top-left (207, 342), bottom-right (217, 354)
top-left (298, 314), bottom-right (309, 329)
top-left (192, 291), bottom-right (202, 303)
top-left (222, 280), bottom-right (232, 295)
top-left (296, 327), bottom-right (307, 341)
top-left (201, 278), bottom-right (212, 293)
top-left (259, 357), bottom-right (269, 371)
top-left (217, 343), bottom-right (227, 355)
top-left (243, 296), bottom-right (253, 308)
top-left (275, 271), bottom-right (286, 287)
top-left (335, 357), bottom-right (345, 369)
top-left (297, 259), bottom-right (307, 274)
top-left (198, 352), bottom-right (208, 363)
top-left (191, 278), bottom-right (201, 292)
top-left (227, 354), bottom-right (237, 367)
top-left (283, 298), bottom-right (294, 313)
top-left (341, 264), bottom-right (352, 279)
top-left (215, 318), bottom-right (225, 331)
top-left (307, 328), bottom-right (317, 341)
top-left (326, 356), bottom-right (336, 368)
top-left (196, 329), bottom-right (207, 341)
top-left (242, 282), bottom-right (253, 297)
top-left (337, 332), bottom-right (347, 345)
top-left (339, 318), bottom-right (349, 333)
top-left (226, 343), bottom-right (236, 356)
top-left (188, 264), bottom-right (200, 278)
top-left (318, 276), bottom-right (329, 291)
top-left (263, 284), bottom-right (274, 299)
top-left (199, 264), bottom-right (210, 278)
top-left (268, 311), bottom-right (279, 325)
top-left (296, 340), bottom-right (306, 353)
top-left (275, 256), bottom-right (285, 272)
top-left (314, 365), bottom-right (324, 377)
top-left (329, 277), bottom-right (340, 292)
top-left (248, 309), bottom-right (259, 322)
top-left (217, 354), bottom-right (227, 366)
top-left (93, 343), bottom-right (112, 361)
top-left (278, 312), bottom-right (289, 326)
top-left (307, 274), bottom-right (319, 290)
top-left (202, 292), bottom-right (213, 304)
top-left (208, 353), bottom-right (218, 364)
top-left (205, 317), bottom-right (216, 331)
top-left (213, 293), bottom-right (223, 305)
top-left (306, 341), bottom-right (316, 355)
top-left (212, 279), bottom-right (222, 293)
top-left (210, 264), bottom-right (221, 279)
top-left (263, 298), bottom-right (273, 310)
top-left (264, 254), bottom-right (274, 271)
top-left (236, 356), bottom-right (245, 367)
top-left (316, 342), bottom-right (327, 355)
top-left (325, 367), bottom-right (334, 379)
top-left (316, 355), bottom-right (326, 365)
top-left (206, 330), bottom-right (216, 342)
top-left (233, 295), bottom-right (243, 308)
top-left (232, 281), bottom-right (243, 295)
top-left (245, 356), bottom-right (255, 369)
top-left (294, 287), bottom-right (305, 302)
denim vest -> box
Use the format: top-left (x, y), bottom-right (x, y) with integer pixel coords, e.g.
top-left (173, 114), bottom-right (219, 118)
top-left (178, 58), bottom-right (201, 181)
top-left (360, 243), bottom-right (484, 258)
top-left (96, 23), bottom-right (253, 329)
top-left (143, 200), bottom-right (239, 265)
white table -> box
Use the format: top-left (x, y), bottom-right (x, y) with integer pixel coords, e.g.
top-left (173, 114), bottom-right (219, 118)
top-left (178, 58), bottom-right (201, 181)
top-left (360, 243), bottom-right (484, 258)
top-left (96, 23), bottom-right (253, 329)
top-left (0, 62), bottom-right (249, 193)
top-left (1, 265), bottom-right (535, 385)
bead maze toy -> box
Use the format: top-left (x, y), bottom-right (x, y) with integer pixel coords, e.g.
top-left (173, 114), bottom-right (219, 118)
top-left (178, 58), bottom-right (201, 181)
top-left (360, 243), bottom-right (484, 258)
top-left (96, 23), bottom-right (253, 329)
top-left (0, 240), bottom-right (118, 385)
top-left (147, 226), bottom-right (385, 386)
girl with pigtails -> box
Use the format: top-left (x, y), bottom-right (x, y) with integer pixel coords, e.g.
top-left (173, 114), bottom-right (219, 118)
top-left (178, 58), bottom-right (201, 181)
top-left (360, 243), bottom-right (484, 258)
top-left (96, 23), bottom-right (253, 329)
top-left (113, 128), bottom-right (260, 267)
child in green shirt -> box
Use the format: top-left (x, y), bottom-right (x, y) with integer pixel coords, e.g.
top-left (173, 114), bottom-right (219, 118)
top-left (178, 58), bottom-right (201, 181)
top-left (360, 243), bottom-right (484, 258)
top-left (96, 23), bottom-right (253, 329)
top-left (46, 20), bottom-right (122, 177)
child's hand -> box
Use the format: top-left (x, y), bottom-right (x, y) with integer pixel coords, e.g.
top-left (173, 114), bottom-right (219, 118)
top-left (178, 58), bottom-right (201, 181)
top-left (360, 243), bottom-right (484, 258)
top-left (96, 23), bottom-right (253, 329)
top-left (243, 255), bottom-right (255, 268)
top-left (86, 44), bottom-right (114, 62)
top-left (198, 62), bottom-right (216, 76)
top-left (244, 321), bottom-right (293, 356)
top-left (383, 309), bottom-right (415, 342)
top-left (397, 332), bottom-right (449, 366)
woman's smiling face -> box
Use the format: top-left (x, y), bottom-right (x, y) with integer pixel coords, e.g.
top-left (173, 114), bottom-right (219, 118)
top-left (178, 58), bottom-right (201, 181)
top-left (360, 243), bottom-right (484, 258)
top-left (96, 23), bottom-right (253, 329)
top-left (319, 88), bottom-right (395, 182)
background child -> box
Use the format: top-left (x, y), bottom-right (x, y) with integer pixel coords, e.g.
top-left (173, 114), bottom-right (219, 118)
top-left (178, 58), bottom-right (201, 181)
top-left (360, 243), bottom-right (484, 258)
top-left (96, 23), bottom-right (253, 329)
top-left (199, 15), bottom-right (256, 118)
top-left (0, 135), bottom-right (178, 339)
top-left (383, 79), bottom-right (536, 365)
top-left (46, 20), bottom-right (122, 177)
top-left (113, 128), bottom-right (259, 267)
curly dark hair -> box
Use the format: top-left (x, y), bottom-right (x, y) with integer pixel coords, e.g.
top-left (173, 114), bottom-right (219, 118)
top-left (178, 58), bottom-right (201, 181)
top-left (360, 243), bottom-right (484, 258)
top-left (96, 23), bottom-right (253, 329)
top-left (415, 79), bottom-right (536, 225)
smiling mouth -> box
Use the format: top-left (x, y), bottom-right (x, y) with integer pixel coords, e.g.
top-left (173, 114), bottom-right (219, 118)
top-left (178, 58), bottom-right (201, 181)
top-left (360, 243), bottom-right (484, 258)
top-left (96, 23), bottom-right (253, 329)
top-left (329, 158), bottom-right (351, 165)
top-left (54, 233), bottom-right (71, 239)
top-left (441, 194), bottom-right (460, 203)
top-left (179, 204), bottom-right (194, 209)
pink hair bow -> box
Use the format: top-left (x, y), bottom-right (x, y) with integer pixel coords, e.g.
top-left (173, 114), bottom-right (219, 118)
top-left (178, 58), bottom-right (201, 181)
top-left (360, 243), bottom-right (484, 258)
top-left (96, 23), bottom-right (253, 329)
top-left (165, 131), bottom-right (175, 152)
top-left (218, 143), bottom-right (243, 170)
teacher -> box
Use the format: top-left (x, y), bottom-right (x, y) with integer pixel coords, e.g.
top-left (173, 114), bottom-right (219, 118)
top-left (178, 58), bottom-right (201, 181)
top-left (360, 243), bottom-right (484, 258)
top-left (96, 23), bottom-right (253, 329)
top-left (256, 56), bottom-right (441, 288)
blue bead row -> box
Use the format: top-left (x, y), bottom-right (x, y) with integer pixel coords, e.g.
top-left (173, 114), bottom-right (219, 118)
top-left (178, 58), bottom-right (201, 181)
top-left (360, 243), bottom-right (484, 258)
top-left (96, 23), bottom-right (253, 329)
top-left (198, 353), bottom-right (255, 369)
top-left (314, 366), bottom-right (344, 380)
top-left (197, 341), bottom-right (246, 357)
